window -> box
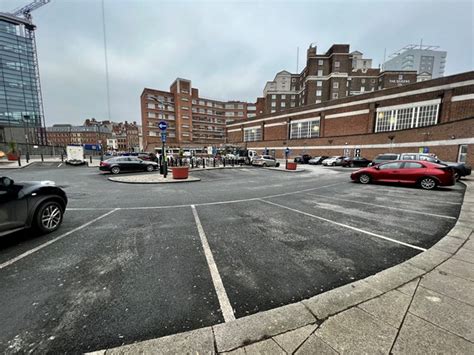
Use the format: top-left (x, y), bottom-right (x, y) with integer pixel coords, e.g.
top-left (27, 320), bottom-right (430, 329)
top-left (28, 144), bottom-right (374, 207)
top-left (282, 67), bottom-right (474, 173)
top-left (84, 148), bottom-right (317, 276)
top-left (361, 79), bottom-right (366, 84)
top-left (403, 162), bottom-right (424, 169)
top-left (458, 145), bottom-right (468, 163)
top-left (182, 124), bottom-right (190, 128)
top-left (317, 81), bottom-right (322, 87)
top-left (147, 103), bottom-right (155, 109)
top-left (375, 103), bottom-right (439, 133)
top-left (271, 101), bottom-right (276, 107)
top-left (271, 95), bottom-right (276, 99)
top-left (207, 102), bottom-right (213, 107)
top-left (147, 112), bottom-right (156, 118)
top-left (379, 162), bottom-right (403, 170)
top-left (271, 109), bottom-right (276, 113)
top-left (291, 102), bottom-right (295, 107)
top-left (181, 97), bottom-right (189, 102)
top-left (335, 61), bottom-right (340, 68)
top-left (182, 106), bottom-right (189, 110)
top-left (333, 82), bottom-right (339, 89)
top-left (398, 75), bottom-right (403, 80)
top-left (289, 118), bottom-right (320, 139)
top-left (291, 95), bottom-right (296, 99)
top-left (182, 115), bottom-right (189, 119)
top-left (317, 70), bottom-right (323, 76)
top-left (281, 102), bottom-right (286, 107)
top-left (332, 93), bottom-right (338, 99)
top-left (315, 100), bottom-right (321, 104)
top-left (281, 95), bottom-right (286, 99)
top-left (318, 59), bottom-right (323, 65)
top-left (316, 90), bottom-right (322, 96)
top-left (244, 127), bottom-right (262, 142)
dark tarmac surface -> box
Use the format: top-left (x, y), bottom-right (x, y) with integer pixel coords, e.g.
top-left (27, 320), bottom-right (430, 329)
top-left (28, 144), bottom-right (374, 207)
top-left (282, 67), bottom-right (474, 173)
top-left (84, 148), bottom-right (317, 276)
top-left (0, 164), bottom-right (465, 353)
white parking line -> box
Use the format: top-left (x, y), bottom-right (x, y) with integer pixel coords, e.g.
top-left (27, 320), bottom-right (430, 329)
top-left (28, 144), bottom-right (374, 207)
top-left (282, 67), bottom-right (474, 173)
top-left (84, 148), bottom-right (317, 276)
top-left (58, 163), bottom-right (62, 168)
top-left (0, 209), bottom-right (119, 270)
top-left (307, 193), bottom-right (457, 220)
top-left (259, 199), bottom-right (427, 252)
top-left (191, 205), bottom-right (235, 322)
top-left (66, 182), bottom-right (347, 211)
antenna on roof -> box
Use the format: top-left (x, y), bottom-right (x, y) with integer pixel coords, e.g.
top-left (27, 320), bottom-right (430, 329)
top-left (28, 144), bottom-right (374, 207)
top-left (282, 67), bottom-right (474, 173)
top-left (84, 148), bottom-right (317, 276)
top-left (296, 47), bottom-right (299, 73)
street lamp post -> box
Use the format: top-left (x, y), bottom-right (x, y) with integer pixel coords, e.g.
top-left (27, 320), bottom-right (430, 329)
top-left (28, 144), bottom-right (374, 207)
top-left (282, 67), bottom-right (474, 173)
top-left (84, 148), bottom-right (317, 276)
top-left (23, 115), bottom-right (30, 162)
top-left (151, 97), bottom-right (168, 175)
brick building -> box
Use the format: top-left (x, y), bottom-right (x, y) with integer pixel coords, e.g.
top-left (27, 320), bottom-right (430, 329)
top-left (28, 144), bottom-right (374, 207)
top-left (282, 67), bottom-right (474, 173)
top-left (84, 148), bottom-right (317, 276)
top-left (141, 78), bottom-right (257, 152)
top-left (227, 71), bottom-right (474, 166)
top-left (84, 118), bottom-right (140, 151)
top-left (261, 44), bottom-right (417, 115)
top-left (46, 124), bottom-right (111, 147)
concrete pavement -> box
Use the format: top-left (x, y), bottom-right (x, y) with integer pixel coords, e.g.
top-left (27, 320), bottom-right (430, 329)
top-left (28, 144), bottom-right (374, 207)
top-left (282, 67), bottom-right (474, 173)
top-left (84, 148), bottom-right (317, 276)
top-left (94, 179), bottom-right (474, 354)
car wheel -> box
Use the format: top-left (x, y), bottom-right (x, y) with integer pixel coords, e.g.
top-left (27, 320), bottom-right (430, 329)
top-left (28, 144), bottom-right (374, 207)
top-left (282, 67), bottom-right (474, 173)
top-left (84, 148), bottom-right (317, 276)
top-left (419, 177), bottom-right (437, 190)
top-left (332, 162), bottom-right (336, 166)
top-left (350, 162), bottom-right (354, 168)
top-left (35, 200), bottom-right (63, 234)
top-left (454, 171), bottom-right (460, 181)
top-left (146, 164), bottom-right (154, 172)
top-left (359, 174), bottom-right (371, 184)
top-left (262, 163), bottom-right (267, 167)
top-left (111, 166), bottom-right (120, 174)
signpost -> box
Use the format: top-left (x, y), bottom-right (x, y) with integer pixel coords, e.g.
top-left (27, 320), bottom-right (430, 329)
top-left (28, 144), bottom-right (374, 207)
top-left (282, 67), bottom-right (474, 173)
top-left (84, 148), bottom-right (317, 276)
top-left (355, 148), bottom-right (361, 157)
top-left (285, 147), bottom-right (290, 169)
top-left (158, 121), bottom-right (168, 177)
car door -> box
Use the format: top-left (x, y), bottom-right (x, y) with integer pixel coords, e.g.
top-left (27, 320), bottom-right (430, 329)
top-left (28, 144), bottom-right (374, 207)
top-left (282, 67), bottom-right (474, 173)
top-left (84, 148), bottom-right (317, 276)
top-left (376, 162), bottom-right (404, 182)
top-left (399, 162), bottom-right (425, 184)
top-left (128, 157), bottom-right (144, 171)
top-left (0, 183), bottom-right (28, 233)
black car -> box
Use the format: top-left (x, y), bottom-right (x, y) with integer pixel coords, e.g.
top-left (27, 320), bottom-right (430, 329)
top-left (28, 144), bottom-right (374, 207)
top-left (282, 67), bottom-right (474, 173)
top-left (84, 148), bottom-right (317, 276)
top-left (294, 154), bottom-right (312, 164)
top-left (99, 156), bottom-right (158, 174)
top-left (342, 156), bottom-right (372, 167)
top-left (0, 176), bottom-right (68, 236)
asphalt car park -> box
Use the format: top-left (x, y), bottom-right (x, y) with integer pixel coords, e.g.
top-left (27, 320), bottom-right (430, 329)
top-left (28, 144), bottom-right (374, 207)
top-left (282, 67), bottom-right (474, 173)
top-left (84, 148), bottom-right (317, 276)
top-left (0, 165), bottom-right (465, 353)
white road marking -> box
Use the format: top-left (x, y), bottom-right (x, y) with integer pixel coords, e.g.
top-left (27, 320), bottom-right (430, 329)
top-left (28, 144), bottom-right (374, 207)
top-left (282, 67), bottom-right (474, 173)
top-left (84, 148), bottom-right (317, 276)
top-left (0, 209), bottom-right (119, 270)
top-left (307, 193), bottom-right (457, 220)
top-left (65, 182), bottom-right (346, 211)
top-left (191, 205), bottom-right (235, 322)
top-left (259, 199), bottom-right (427, 252)
top-left (58, 163), bottom-right (62, 168)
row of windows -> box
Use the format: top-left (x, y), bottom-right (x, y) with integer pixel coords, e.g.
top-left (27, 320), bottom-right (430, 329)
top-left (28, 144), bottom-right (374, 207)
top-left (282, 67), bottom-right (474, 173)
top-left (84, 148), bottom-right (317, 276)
top-left (375, 104), bottom-right (439, 133)
top-left (289, 119), bottom-right (320, 139)
top-left (244, 128), bottom-right (262, 142)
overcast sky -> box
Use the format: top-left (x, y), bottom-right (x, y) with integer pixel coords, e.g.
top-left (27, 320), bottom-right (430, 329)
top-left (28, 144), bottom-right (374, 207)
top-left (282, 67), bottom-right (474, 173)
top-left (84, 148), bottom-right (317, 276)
top-left (2, 0), bottom-right (473, 126)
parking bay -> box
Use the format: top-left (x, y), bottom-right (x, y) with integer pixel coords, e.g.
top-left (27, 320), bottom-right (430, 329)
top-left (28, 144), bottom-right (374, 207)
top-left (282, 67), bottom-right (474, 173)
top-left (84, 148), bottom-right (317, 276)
top-left (0, 169), bottom-right (465, 353)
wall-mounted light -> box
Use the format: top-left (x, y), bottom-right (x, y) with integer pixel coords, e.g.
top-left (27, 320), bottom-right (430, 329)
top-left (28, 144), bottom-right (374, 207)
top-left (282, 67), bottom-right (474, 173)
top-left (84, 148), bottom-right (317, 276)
top-left (451, 135), bottom-right (456, 140)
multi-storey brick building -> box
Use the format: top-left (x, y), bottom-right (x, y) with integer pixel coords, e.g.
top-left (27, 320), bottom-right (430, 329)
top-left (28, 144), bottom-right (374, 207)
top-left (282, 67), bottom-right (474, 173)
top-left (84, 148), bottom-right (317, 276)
top-left (84, 118), bottom-right (140, 151)
top-left (46, 124), bottom-right (112, 147)
top-left (227, 71), bottom-right (474, 166)
top-left (261, 44), bottom-right (417, 115)
top-left (141, 78), bottom-right (256, 152)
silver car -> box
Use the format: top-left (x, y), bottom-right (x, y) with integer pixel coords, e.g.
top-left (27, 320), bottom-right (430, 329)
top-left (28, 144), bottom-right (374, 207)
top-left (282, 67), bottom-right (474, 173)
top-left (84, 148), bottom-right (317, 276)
top-left (251, 155), bottom-right (280, 167)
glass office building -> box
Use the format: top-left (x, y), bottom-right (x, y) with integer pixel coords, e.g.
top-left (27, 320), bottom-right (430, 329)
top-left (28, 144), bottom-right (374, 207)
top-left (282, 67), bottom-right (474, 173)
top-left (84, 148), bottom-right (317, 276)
top-left (0, 12), bottom-right (45, 144)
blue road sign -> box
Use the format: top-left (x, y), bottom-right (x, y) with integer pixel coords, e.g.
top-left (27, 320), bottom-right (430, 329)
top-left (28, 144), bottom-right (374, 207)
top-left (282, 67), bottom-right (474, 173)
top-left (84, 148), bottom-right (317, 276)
top-left (161, 132), bottom-right (167, 142)
top-left (285, 147), bottom-right (290, 156)
top-left (158, 121), bottom-right (168, 131)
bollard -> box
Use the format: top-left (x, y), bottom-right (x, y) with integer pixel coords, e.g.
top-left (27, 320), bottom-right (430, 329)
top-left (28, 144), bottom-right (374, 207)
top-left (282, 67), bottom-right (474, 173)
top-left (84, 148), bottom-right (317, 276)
top-left (223, 159), bottom-right (226, 167)
top-left (41, 154), bottom-right (44, 162)
top-left (18, 155), bottom-right (21, 167)
top-left (26, 152), bottom-right (30, 163)
top-left (61, 154), bottom-right (64, 162)
top-left (191, 159), bottom-right (194, 169)
top-left (90, 156), bottom-right (93, 164)
top-left (213, 158), bottom-right (216, 168)
top-left (203, 158), bottom-right (206, 169)
top-left (164, 161), bottom-right (168, 178)
top-left (232, 159), bottom-right (234, 167)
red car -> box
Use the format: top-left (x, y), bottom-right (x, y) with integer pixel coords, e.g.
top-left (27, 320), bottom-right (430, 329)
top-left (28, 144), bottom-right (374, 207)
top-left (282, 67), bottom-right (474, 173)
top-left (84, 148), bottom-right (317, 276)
top-left (350, 160), bottom-right (456, 190)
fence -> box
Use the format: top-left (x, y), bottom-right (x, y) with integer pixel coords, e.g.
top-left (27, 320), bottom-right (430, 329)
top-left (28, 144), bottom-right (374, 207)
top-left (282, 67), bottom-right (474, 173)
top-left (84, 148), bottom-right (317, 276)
top-left (166, 157), bottom-right (248, 169)
top-left (0, 142), bottom-right (65, 158)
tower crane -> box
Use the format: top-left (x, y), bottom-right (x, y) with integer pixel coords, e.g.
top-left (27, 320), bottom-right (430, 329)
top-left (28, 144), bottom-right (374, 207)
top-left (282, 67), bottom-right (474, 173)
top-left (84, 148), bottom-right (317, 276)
top-left (11, 0), bottom-right (51, 21)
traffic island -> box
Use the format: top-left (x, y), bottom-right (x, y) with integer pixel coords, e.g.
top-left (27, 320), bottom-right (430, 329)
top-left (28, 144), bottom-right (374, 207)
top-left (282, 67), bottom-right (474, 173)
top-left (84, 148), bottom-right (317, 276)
top-left (107, 173), bottom-right (200, 184)
top-left (93, 179), bottom-right (473, 354)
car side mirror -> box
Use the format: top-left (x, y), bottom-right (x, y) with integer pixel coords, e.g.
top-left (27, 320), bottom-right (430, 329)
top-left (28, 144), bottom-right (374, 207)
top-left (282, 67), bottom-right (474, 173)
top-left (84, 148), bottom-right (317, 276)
top-left (0, 176), bottom-right (14, 187)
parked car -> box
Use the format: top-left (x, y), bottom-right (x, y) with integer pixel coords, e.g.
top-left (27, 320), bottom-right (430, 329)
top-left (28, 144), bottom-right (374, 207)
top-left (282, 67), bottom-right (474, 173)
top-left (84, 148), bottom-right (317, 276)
top-left (322, 156), bottom-right (346, 166)
top-left (0, 176), bottom-right (68, 236)
top-left (350, 160), bottom-right (456, 190)
top-left (99, 156), bottom-right (158, 174)
top-left (252, 155), bottom-right (280, 167)
top-left (369, 152), bottom-right (471, 180)
top-left (308, 156), bottom-right (329, 165)
top-left (294, 154), bottom-right (312, 164)
top-left (342, 156), bottom-right (372, 168)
